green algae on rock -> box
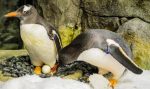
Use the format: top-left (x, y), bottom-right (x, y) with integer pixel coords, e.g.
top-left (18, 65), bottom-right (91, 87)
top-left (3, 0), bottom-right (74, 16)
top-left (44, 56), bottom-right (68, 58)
top-left (0, 50), bottom-right (28, 61)
top-left (58, 25), bottom-right (81, 47)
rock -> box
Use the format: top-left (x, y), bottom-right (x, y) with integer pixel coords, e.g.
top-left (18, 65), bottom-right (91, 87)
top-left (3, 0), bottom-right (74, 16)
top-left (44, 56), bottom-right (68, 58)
top-left (58, 25), bottom-right (81, 47)
top-left (63, 70), bottom-right (83, 80)
top-left (56, 61), bottom-right (98, 77)
top-left (36, 0), bottom-right (150, 32)
top-left (81, 15), bottom-right (120, 31)
top-left (89, 74), bottom-right (111, 89)
top-left (82, 0), bottom-right (150, 22)
top-left (117, 18), bottom-right (150, 69)
top-left (36, 0), bottom-right (82, 28)
top-left (0, 53), bottom-right (98, 82)
top-left (0, 56), bottom-right (34, 78)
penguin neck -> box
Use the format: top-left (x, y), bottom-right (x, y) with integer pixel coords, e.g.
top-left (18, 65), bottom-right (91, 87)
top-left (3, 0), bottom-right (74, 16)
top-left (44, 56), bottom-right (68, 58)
top-left (20, 14), bottom-right (38, 25)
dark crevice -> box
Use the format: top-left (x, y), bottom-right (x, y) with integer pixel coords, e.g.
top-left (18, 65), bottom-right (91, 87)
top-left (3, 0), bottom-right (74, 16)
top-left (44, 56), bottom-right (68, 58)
top-left (80, 0), bottom-right (90, 31)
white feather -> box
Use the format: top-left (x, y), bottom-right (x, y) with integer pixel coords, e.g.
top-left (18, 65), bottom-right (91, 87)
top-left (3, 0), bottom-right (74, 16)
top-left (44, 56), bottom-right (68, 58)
top-left (52, 30), bottom-right (62, 47)
top-left (106, 39), bottom-right (119, 47)
top-left (23, 5), bottom-right (31, 12)
top-left (20, 24), bottom-right (57, 67)
top-left (77, 48), bottom-right (125, 79)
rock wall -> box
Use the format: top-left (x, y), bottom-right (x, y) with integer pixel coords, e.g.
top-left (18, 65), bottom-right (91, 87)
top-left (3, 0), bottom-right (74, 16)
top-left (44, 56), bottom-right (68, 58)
top-left (36, 0), bottom-right (82, 28)
top-left (36, 0), bottom-right (150, 30)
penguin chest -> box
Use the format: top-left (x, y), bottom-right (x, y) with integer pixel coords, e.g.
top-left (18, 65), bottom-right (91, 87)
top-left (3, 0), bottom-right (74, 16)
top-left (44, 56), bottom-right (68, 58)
top-left (20, 24), bottom-right (57, 67)
top-left (77, 48), bottom-right (125, 79)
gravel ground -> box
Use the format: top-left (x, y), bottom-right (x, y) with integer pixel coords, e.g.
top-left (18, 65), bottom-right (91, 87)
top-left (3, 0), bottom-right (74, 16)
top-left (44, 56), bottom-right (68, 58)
top-left (0, 56), bottom-right (34, 77)
top-left (0, 56), bottom-right (99, 81)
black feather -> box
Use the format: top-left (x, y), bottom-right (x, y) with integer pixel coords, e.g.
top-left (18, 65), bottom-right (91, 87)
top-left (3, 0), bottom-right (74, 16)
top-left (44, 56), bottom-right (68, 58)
top-left (109, 45), bottom-right (143, 74)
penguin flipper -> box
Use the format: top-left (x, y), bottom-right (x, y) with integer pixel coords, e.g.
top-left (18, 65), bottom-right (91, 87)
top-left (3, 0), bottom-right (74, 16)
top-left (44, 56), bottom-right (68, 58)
top-left (107, 39), bottom-right (143, 74)
top-left (52, 30), bottom-right (62, 52)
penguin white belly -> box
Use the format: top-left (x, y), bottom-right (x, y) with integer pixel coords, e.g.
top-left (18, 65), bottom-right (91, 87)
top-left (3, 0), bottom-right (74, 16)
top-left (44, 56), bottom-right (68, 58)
top-left (20, 24), bottom-right (57, 67)
top-left (77, 48), bottom-right (125, 79)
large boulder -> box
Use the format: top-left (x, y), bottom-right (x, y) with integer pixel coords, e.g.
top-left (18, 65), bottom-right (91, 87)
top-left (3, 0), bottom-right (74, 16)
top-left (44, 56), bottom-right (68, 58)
top-left (82, 0), bottom-right (150, 22)
top-left (81, 15), bottom-right (121, 31)
top-left (117, 18), bottom-right (150, 69)
top-left (36, 0), bottom-right (82, 28)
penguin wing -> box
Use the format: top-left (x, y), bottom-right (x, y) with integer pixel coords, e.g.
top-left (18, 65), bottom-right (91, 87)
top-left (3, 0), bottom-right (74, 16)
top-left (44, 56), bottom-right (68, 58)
top-left (36, 18), bottom-right (62, 52)
top-left (52, 30), bottom-right (62, 52)
top-left (106, 39), bottom-right (143, 74)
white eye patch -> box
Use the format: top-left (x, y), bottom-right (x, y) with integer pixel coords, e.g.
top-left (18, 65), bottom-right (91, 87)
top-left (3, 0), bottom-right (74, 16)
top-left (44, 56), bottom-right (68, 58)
top-left (23, 5), bottom-right (31, 12)
top-left (106, 39), bottom-right (120, 47)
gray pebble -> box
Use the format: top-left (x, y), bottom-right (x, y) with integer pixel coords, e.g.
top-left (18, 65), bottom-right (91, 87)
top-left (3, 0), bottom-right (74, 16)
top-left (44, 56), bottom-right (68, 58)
top-left (3, 72), bottom-right (12, 76)
top-left (11, 73), bottom-right (18, 77)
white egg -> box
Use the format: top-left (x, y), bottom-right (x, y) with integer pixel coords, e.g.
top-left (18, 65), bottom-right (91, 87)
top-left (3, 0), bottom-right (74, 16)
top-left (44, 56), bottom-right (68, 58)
top-left (42, 65), bottom-right (51, 74)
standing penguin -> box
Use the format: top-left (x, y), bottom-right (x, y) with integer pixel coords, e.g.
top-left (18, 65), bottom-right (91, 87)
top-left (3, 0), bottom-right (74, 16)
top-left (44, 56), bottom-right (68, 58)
top-left (4, 5), bottom-right (62, 74)
top-left (59, 29), bottom-right (143, 88)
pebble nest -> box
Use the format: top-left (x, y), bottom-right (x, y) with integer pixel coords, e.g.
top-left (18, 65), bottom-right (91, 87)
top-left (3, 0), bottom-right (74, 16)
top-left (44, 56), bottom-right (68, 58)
top-left (0, 56), bottom-right (99, 81)
top-left (0, 56), bottom-right (34, 77)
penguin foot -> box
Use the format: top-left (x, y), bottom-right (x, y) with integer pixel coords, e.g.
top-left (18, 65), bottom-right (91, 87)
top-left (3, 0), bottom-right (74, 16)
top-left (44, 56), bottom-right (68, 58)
top-left (34, 66), bottom-right (42, 75)
top-left (50, 64), bottom-right (58, 74)
top-left (109, 79), bottom-right (117, 89)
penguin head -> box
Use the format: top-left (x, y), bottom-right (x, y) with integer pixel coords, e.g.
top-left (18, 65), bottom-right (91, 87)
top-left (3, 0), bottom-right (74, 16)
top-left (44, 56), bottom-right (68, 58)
top-left (4, 4), bottom-right (38, 23)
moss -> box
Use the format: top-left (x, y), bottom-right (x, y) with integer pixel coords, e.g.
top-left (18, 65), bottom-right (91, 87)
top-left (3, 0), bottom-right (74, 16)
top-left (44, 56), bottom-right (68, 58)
top-left (0, 50), bottom-right (28, 61)
top-left (123, 33), bottom-right (150, 69)
top-left (0, 50), bottom-right (28, 81)
top-left (58, 25), bottom-right (81, 47)
top-left (0, 71), bottom-right (12, 82)
top-left (133, 38), bottom-right (150, 69)
top-left (0, 43), bottom-right (19, 50)
top-left (63, 70), bottom-right (83, 80)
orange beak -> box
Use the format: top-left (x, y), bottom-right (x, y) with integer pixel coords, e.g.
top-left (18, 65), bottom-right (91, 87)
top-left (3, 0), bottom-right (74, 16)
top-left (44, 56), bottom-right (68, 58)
top-left (4, 11), bottom-right (19, 17)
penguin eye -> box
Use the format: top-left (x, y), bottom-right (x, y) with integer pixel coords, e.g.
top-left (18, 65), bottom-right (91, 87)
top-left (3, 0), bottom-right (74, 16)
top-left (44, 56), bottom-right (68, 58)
top-left (23, 11), bottom-right (27, 14)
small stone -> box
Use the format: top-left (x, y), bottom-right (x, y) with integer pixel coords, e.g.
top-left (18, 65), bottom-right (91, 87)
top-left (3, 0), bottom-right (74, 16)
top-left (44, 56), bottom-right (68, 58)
top-left (0, 64), bottom-right (2, 69)
top-left (3, 72), bottom-right (11, 76)
top-left (11, 73), bottom-right (18, 77)
top-left (21, 64), bottom-right (26, 68)
top-left (11, 69), bottom-right (18, 74)
top-left (24, 62), bottom-right (30, 66)
top-left (40, 74), bottom-right (51, 78)
top-left (3, 67), bottom-right (10, 72)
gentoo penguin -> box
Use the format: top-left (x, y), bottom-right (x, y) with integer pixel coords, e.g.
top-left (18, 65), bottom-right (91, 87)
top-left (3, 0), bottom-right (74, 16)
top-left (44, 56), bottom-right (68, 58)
top-left (4, 5), bottom-right (62, 74)
top-left (59, 29), bottom-right (143, 88)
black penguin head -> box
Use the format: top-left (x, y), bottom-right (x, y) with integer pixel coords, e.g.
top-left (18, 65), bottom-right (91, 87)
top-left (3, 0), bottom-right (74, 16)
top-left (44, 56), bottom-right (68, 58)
top-left (4, 4), bottom-right (38, 23)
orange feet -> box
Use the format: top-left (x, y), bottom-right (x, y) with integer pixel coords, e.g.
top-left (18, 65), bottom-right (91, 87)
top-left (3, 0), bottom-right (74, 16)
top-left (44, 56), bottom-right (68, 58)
top-left (34, 66), bottom-right (42, 75)
top-left (109, 79), bottom-right (117, 89)
top-left (50, 64), bottom-right (59, 74)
